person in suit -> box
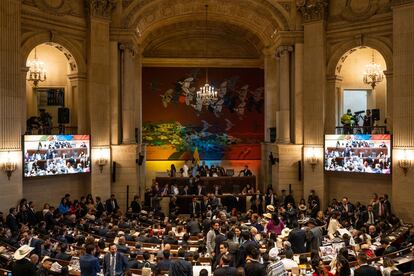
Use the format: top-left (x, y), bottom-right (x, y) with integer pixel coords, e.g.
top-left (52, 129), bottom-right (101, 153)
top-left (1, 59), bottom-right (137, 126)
top-left (181, 184), bottom-right (191, 196)
top-left (250, 190), bottom-right (264, 215)
top-left (361, 204), bottom-right (377, 226)
top-left (288, 222), bottom-right (308, 254)
top-left (106, 194), bottom-right (120, 214)
top-left (238, 165), bottom-right (252, 176)
top-left (6, 207), bottom-right (19, 234)
top-left (80, 244), bottom-right (100, 276)
top-left (189, 197), bottom-right (201, 218)
top-left (155, 250), bottom-right (172, 274)
top-left (214, 253), bottom-right (236, 276)
top-left (12, 245), bottom-right (38, 276)
top-left (264, 187), bottom-right (278, 207)
top-left (354, 252), bottom-right (377, 276)
top-left (339, 197), bottom-right (354, 223)
top-left (200, 195), bottom-right (210, 214)
top-left (383, 194), bottom-right (392, 218)
top-left (95, 196), bottom-right (105, 218)
top-left (55, 243), bottom-right (72, 261)
top-left (196, 183), bottom-right (206, 196)
top-left (116, 236), bottom-right (130, 254)
top-left (103, 243), bottom-right (129, 276)
top-left (130, 195), bottom-right (141, 214)
top-left (169, 248), bottom-right (193, 276)
top-left (20, 231), bottom-right (42, 257)
top-left (245, 246), bottom-right (266, 276)
top-left (187, 217), bottom-right (201, 235)
top-left (381, 240), bottom-right (397, 256)
top-left (213, 240), bottom-right (229, 270)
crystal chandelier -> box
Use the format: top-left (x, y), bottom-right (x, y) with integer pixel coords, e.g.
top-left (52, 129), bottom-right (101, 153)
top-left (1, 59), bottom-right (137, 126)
top-left (363, 50), bottom-right (384, 89)
top-left (27, 47), bottom-right (47, 88)
top-left (196, 4), bottom-right (217, 105)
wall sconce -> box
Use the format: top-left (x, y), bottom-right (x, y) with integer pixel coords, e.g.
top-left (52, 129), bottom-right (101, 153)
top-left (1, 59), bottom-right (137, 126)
top-left (398, 149), bottom-right (412, 176)
top-left (96, 149), bottom-right (108, 173)
top-left (2, 151), bottom-right (17, 180)
top-left (307, 147), bottom-right (319, 172)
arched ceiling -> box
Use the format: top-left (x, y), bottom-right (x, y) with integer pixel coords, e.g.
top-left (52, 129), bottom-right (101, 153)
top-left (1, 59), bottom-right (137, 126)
top-left (142, 20), bottom-right (264, 58)
top-left (121, 0), bottom-right (291, 58)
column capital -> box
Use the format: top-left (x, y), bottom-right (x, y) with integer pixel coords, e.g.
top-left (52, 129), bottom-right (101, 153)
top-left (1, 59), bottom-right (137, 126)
top-left (383, 70), bottom-right (393, 78)
top-left (85, 0), bottom-right (116, 19)
top-left (296, 0), bottom-right (328, 23)
top-left (276, 45), bottom-right (293, 58)
top-left (119, 42), bottom-right (139, 57)
top-left (67, 72), bottom-right (87, 81)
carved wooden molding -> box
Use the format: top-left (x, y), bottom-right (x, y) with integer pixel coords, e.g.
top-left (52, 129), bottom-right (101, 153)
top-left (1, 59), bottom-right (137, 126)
top-left (391, 0), bottom-right (414, 7)
top-left (296, 0), bottom-right (328, 22)
top-left (341, 0), bottom-right (379, 22)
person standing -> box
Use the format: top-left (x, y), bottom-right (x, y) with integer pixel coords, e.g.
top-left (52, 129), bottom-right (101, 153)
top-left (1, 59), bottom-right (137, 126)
top-left (169, 248), bottom-right (193, 276)
top-left (80, 244), bottom-right (100, 276)
top-left (102, 243), bottom-right (129, 276)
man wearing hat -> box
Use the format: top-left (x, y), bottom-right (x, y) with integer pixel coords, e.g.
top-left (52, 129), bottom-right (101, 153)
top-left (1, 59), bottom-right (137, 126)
top-left (266, 247), bottom-right (287, 276)
top-left (12, 244), bottom-right (38, 276)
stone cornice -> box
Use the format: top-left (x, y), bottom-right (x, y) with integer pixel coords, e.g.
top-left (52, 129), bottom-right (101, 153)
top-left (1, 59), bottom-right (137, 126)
top-left (142, 57), bottom-right (263, 68)
top-left (296, 0), bottom-right (328, 23)
top-left (85, 0), bottom-right (116, 19)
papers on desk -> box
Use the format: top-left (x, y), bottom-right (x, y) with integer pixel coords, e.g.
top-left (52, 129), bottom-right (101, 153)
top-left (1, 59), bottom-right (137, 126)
top-left (50, 261), bottom-right (63, 273)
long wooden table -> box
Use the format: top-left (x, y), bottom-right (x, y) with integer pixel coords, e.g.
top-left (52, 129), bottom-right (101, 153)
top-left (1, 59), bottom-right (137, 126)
top-left (155, 176), bottom-right (256, 193)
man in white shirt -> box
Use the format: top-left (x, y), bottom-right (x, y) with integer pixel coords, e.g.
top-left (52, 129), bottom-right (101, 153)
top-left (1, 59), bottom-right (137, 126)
top-left (280, 251), bottom-right (298, 271)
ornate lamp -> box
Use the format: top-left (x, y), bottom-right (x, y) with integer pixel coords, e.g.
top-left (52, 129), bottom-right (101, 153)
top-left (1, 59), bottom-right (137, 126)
top-left (363, 50), bottom-right (384, 89)
top-left (196, 4), bottom-right (218, 106)
top-left (26, 47), bottom-right (47, 88)
top-left (2, 152), bottom-right (17, 180)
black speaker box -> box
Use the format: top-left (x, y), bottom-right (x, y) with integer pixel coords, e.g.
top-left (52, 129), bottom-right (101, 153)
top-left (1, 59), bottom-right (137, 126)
top-left (58, 107), bottom-right (70, 124)
top-left (372, 109), bottom-right (380, 121)
top-left (112, 161), bottom-right (116, 182)
top-left (269, 127), bottom-right (276, 143)
top-left (137, 153), bottom-right (144, 166)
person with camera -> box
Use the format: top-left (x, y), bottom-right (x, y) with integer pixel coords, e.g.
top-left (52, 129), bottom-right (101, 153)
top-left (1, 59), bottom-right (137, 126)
top-left (363, 109), bottom-right (373, 134)
top-left (341, 109), bottom-right (355, 134)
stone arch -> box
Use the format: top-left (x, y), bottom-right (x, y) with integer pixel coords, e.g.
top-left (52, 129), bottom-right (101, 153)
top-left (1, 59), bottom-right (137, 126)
top-left (21, 32), bottom-right (86, 75)
top-left (327, 37), bottom-right (392, 77)
top-left (122, 0), bottom-right (290, 48)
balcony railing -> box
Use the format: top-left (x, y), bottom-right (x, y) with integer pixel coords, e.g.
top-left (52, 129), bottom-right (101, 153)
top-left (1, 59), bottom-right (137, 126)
top-left (335, 126), bottom-right (388, 135)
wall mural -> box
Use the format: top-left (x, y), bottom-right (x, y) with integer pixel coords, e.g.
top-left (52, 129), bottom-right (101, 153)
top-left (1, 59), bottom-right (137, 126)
top-left (142, 67), bottom-right (264, 160)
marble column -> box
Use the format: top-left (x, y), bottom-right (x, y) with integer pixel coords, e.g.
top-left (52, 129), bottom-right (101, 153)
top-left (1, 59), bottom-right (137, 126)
top-left (86, 0), bottom-right (115, 199)
top-left (261, 50), bottom-right (278, 188)
top-left (384, 70), bottom-right (393, 132)
top-left (298, 0), bottom-right (328, 208)
top-left (277, 46), bottom-right (293, 144)
top-left (0, 0), bottom-right (23, 212)
top-left (120, 43), bottom-right (137, 144)
top-left (326, 75), bottom-right (343, 134)
top-left (392, 0), bottom-right (414, 222)
top-left (294, 43), bottom-right (304, 144)
top-left (68, 73), bottom-right (88, 134)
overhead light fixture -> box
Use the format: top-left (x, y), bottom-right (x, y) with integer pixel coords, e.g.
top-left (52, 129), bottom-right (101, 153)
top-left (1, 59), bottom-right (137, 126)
top-left (196, 4), bottom-right (218, 106)
top-left (27, 47), bottom-right (47, 88)
top-left (363, 49), bottom-right (384, 90)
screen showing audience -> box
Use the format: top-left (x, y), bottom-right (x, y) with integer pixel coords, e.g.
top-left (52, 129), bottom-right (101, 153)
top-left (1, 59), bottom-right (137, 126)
top-left (23, 135), bottom-right (91, 177)
top-left (324, 134), bottom-right (391, 174)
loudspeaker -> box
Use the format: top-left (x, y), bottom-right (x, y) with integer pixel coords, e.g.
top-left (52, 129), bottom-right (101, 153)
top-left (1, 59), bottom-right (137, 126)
top-left (137, 153), bottom-right (144, 166)
top-left (58, 107), bottom-right (70, 124)
top-left (269, 152), bottom-right (278, 165)
top-left (269, 127), bottom-right (276, 143)
top-left (298, 160), bottom-right (302, 181)
top-left (112, 161), bottom-right (116, 182)
top-left (135, 128), bottom-right (139, 143)
top-left (372, 109), bottom-right (380, 121)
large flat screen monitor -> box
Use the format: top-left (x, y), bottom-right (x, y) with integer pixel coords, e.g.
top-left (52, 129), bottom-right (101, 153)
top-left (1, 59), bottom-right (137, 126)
top-left (324, 134), bottom-right (391, 174)
top-left (23, 135), bottom-right (91, 177)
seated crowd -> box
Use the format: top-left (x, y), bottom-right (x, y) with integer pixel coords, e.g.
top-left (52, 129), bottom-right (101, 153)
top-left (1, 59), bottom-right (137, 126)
top-left (0, 189), bottom-right (413, 276)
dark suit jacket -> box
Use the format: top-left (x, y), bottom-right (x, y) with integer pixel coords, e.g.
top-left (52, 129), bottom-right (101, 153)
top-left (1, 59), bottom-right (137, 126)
top-left (131, 201), bottom-right (141, 214)
top-left (288, 228), bottom-right (307, 254)
top-left (245, 260), bottom-right (266, 276)
top-left (214, 266), bottom-right (237, 276)
top-left (189, 202), bottom-right (201, 217)
top-left (80, 253), bottom-right (100, 276)
top-left (361, 210), bottom-right (377, 225)
top-left (6, 214), bottom-right (19, 233)
top-left (96, 202), bottom-right (105, 217)
top-left (29, 238), bottom-right (42, 257)
top-left (12, 258), bottom-right (38, 276)
top-left (105, 199), bottom-right (119, 214)
top-left (156, 259), bottom-right (172, 273)
top-left (354, 265), bottom-right (377, 276)
top-left (103, 252), bottom-right (129, 276)
top-left (169, 258), bottom-right (193, 276)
